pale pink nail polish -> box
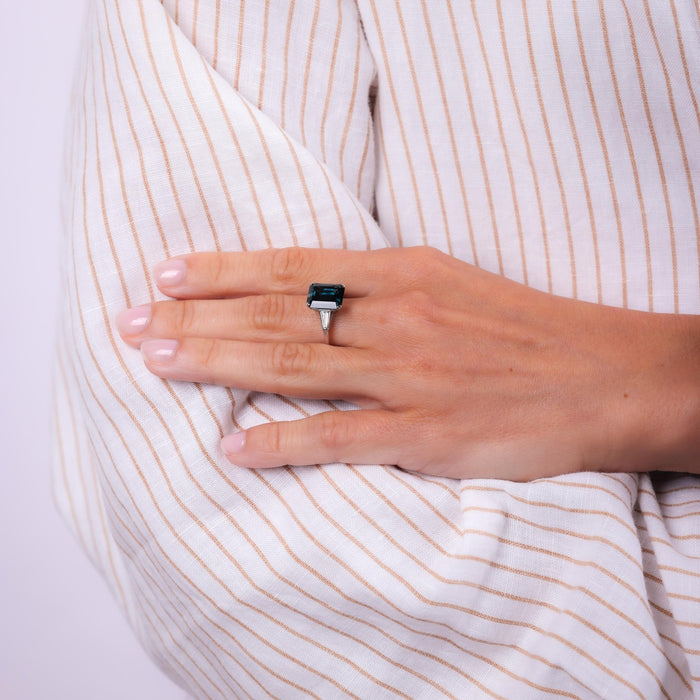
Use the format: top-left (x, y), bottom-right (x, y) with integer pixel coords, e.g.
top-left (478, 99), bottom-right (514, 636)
top-left (141, 339), bottom-right (179, 363)
top-left (154, 259), bottom-right (187, 287)
top-left (221, 432), bottom-right (246, 456)
top-left (116, 305), bottom-right (151, 335)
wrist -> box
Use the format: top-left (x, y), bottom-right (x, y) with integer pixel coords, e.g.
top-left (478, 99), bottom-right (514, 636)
top-left (592, 308), bottom-right (700, 474)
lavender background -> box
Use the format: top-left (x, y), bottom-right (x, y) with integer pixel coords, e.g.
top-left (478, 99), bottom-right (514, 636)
top-left (0, 1), bottom-right (186, 697)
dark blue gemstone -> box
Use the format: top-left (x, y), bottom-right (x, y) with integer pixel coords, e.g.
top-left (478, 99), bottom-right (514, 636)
top-left (307, 283), bottom-right (345, 310)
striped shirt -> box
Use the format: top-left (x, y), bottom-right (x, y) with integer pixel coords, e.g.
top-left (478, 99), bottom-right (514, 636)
top-left (52, 1), bottom-right (700, 697)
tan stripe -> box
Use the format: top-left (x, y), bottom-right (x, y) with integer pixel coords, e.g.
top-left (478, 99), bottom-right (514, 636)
top-left (212, 0), bottom-right (220, 70)
top-left (598, 0), bottom-right (654, 309)
top-left (319, 0), bottom-right (343, 165)
top-left (375, 104), bottom-right (403, 245)
top-left (355, 115), bottom-right (372, 211)
top-left (654, 481), bottom-right (700, 497)
top-left (496, 0), bottom-right (552, 292)
top-left (573, 0), bottom-right (628, 306)
top-left (299, 0), bottom-right (321, 148)
top-left (94, 29), bottom-right (141, 306)
top-left (339, 21), bottom-right (362, 191)
top-left (280, 0), bottom-right (296, 132)
top-left (520, 0), bottom-right (577, 296)
top-left (471, 1), bottom-right (527, 282)
top-left (113, 0), bottom-right (195, 254)
top-left (191, 0), bottom-right (199, 48)
top-left (620, 1), bottom-right (679, 311)
top-left (234, 1), bottom-right (244, 90)
top-left (368, 0), bottom-right (428, 245)
top-left (642, 0), bottom-right (699, 306)
top-left (547, 0), bottom-right (603, 303)
top-left (395, 1), bottom-right (453, 255)
top-left (257, 1), bottom-right (270, 111)
top-left (410, 471), bottom-right (462, 501)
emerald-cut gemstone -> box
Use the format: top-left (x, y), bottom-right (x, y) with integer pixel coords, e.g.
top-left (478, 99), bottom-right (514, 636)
top-left (306, 283), bottom-right (345, 310)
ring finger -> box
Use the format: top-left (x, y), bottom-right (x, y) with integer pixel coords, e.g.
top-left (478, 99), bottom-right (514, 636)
top-left (116, 293), bottom-right (368, 348)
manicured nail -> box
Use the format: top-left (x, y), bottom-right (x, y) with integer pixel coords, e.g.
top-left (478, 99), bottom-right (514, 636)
top-left (221, 432), bottom-right (246, 456)
top-left (154, 259), bottom-right (187, 287)
top-left (141, 339), bottom-right (179, 363)
top-left (116, 305), bottom-right (151, 335)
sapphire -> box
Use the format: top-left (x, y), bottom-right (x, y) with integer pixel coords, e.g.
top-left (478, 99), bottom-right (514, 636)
top-left (306, 284), bottom-right (345, 310)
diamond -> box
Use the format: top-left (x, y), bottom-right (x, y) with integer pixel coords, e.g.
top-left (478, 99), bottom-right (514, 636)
top-left (306, 284), bottom-right (345, 310)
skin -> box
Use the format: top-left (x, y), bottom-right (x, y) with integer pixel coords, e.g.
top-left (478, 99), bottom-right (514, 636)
top-left (116, 246), bottom-right (700, 481)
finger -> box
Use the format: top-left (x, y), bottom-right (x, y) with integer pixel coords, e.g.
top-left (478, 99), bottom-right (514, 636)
top-left (140, 337), bottom-right (379, 401)
top-left (219, 410), bottom-right (403, 468)
top-left (152, 247), bottom-right (398, 299)
top-left (116, 294), bottom-right (372, 348)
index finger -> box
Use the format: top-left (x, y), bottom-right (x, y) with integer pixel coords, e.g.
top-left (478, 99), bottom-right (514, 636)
top-left (152, 247), bottom-right (393, 299)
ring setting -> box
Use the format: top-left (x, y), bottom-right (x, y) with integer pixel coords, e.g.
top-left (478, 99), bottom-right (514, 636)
top-left (307, 283), bottom-right (345, 342)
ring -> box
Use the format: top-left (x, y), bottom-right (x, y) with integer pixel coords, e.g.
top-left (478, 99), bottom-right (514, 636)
top-left (307, 283), bottom-right (345, 343)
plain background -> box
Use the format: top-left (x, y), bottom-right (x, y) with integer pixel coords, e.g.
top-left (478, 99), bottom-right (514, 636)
top-left (1, 1), bottom-right (187, 697)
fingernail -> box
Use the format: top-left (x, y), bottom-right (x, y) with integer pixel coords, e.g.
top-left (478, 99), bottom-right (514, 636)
top-left (116, 305), bottom-right (151, 335)
top-left (141, 339), bottom-right (179, 363)
top-left (221, 432), bottom-right (246, 456)
top-left (154, 259), bottom-right (187, 287)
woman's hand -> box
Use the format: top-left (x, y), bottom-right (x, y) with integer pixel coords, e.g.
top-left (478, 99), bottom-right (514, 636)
top-left (115, 246), bottom-right (700, 480)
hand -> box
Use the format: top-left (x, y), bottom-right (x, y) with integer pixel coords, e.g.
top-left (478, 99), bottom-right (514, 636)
top-left (115, 246), bottom-right (699, 480)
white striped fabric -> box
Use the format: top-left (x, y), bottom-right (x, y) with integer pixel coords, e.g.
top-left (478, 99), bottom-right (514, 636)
top-left (52, 1), bottom-right (700, 697)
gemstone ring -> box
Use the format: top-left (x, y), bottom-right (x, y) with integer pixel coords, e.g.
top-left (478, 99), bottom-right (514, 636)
top-left (306, 283), bottom-right (345, 343)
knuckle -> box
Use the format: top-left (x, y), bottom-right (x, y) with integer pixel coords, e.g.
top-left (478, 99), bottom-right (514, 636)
top-left (270, 247), bottom-right (308, 289)
top-left (173, 300), bottom-right (197, 335)
top-left (318, 412), bottom-right (350, 456)
top-left (209, 253), bottom-right (226, 287)
top-left (265, 421), bottom-right (285, 455)
top-left (200, 337), bottom-right (220, 370)
top-left (401, 289), bottom-right (435, 321)
top-left (271, 342), bottom-right (313, 377)
top-left (249, 294), bottom-right (286, 331)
